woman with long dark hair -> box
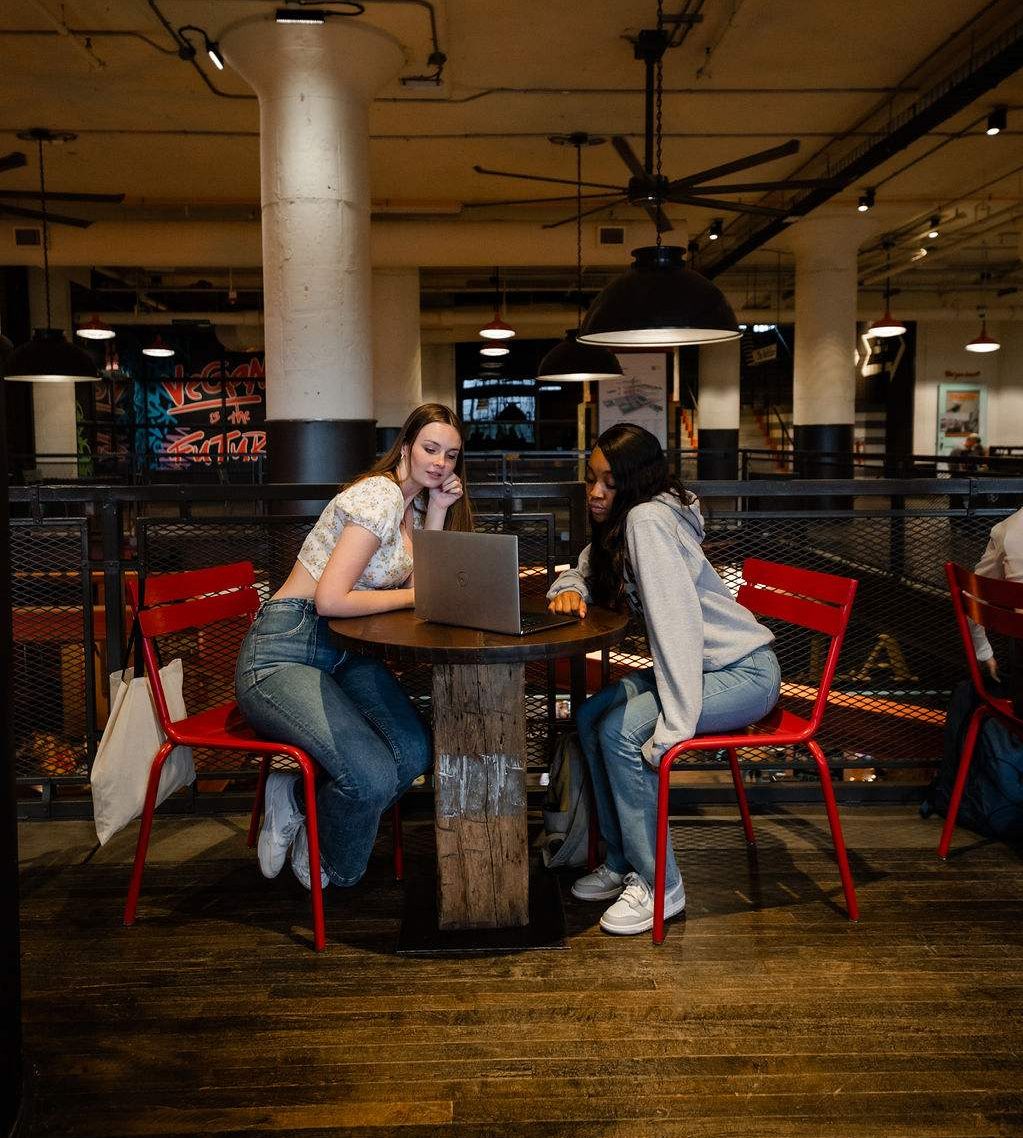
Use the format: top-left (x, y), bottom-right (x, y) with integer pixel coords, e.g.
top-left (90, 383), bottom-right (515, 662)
top-left (548, 423), bottom-right (780, 934)
top-left (236, 403), bottom-right (473, 891)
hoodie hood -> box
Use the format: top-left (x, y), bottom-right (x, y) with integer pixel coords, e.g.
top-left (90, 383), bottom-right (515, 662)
top-left (653, 490), bottom-right (706, 543)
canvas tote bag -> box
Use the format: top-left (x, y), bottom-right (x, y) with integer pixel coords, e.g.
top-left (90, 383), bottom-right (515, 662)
top-left (91, 658), bottom-right (196, 845)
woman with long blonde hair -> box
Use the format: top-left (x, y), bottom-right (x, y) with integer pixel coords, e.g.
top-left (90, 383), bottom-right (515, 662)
top-left (236, 403), bottom-right (472, 891)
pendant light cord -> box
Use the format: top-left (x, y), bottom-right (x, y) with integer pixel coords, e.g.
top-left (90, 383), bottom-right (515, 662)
top-left (575, 141), bottom-right (584, 324)
top-left (655, 0), bottom-right (664, 246)
top-left (37, 137), bottom-right (52, 329)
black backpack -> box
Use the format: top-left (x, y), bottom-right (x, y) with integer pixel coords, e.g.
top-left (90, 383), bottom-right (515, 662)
top-left (922, 680), bottom-right (1023, 842)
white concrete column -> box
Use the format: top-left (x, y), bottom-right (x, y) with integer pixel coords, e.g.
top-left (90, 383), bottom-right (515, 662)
top-left (697, 338), bottom-right (741, 478)
top-left (28, 267), bottom-right (78, 478)
top-left (790, 215), bottom-right (866, 475)
top-left (420, 343), bottom-right (456, 410)
top-left (372, 268), bottom-right (422, 431)
top-left (222, 16), bottom-right (404, 481)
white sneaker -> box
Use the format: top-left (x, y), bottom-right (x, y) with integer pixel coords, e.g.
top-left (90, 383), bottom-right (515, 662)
top-left (571, 863), bottom-right (626, 902)
top-left (257, 772), bottom-right (303, 879)
top-left (599, 872), bottom-right (686, 936)
top-left (290, 821), bottom-right (329, 891)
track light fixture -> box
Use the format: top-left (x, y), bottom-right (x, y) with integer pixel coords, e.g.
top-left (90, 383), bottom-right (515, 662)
top-left (708, 218), bottom-right (723, 241)
top-left (857, 188), bottom-right (875, 213)
top-left (177, 24), bottom-right (224, 69)
top-left (927, 216), bottom-right (940, 239)
top-left (986, 106), bottom-right (1007, 136)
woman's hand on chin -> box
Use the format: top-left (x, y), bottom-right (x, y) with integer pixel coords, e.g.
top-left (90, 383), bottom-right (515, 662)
top-left (429, 474), bottom-right (463, 512)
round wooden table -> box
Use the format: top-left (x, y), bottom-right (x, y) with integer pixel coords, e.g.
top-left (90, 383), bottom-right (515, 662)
top-left (330, 606), bottom-right (627, 936)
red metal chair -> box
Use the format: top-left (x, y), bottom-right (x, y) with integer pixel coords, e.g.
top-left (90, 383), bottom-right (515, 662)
top-left (121, 561), bottom-right (404, 952)
top-left (652, 557), bottom-right (860, 943)
top-left (941, 562), bottom-right (1023, 859)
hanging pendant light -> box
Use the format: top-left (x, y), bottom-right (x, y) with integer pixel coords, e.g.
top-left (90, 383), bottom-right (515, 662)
top-left (965, 311), bottom-right (1000, 354)
top-left (479, 268), bottom-right (516, 339)
top-left (6, 132), bottom-right (99, 383)
top-left (142, 334), bottom-right (175, 358)
top-left (577, 5), bottom-right (738, 350)
top-left (76, 314), bottom-right (116, 340)
top-left (866, 240), bottom-right (907, 339)
top-left (578, 244), bottom-right (740, 348)
top-left (538, 134), bottom-right (623, 383)
top-left (479, 342), bottom-right (509, 358)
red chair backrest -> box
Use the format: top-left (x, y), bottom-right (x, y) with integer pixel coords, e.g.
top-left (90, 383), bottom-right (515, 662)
top-left (737, 557), bottom-right (858, 730)
top-left (946, 561), bottom-right (1023, 718)
top-left (125, 561), bottom-right (261, 733)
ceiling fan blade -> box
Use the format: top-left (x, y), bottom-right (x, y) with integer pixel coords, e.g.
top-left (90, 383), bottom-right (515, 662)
top-left (540, 195), bottom-right (629, 229)
top-left (473, 164), bottom-right (622, 192)
top-left (669, 139), bottom-right (801, 191)
top-left (611, 136), bottom-right (648, 181)
top-left (688, 178), bottom-right (837, 194)
top-left (667, 193), bottom-right (786, 217)
top-left (0, 202), bottom-right (93, 228)
top-left (464, 192), bottom-right (619, 208)
top-left (0, 151), bottom-right (27, 175)
top-left (0, 189), bottom-right (125, 203)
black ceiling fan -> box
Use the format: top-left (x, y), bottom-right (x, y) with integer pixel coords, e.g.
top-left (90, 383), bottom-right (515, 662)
top-left (470, 19), bottom-right (834, 234)
top-left (0, 129), bottom-right (124, 229)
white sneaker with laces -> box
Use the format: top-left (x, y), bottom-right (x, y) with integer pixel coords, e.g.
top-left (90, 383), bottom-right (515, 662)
top-left (598, 872), bottom-right (686, 935)
top-left (290, 821), bottom-right (329, 891)
top-left (571, 863), bottom-right (626, 901)
top-left (257, 772), bottom-right (304, 879)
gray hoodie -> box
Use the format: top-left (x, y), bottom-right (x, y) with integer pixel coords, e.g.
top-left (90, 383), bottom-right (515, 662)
top-left (547, 491), bottom-right (773, 762)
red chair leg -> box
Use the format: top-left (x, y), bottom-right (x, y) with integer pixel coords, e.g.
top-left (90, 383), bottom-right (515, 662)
top-left (247, 756), bottom-right (271, 848)
top-left (727, 747), bottom-right (756, 845)
top-left (938, 705), bottom-right (986, 860)
top-left (652, 758), bottom-right (674, 945)
top-left (299, 760), bottom-right (326, 952)
top-left (391, 803), bottom-right (404, 881)
top-left (806, 740), bottom-right (859, 922)
top-left (123, 742), bottom-right (174, 927)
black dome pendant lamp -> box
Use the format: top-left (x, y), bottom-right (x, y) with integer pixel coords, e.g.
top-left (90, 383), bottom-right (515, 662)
top-left (537, 134), bottom-right (623, 383)
top-left (577, 3), bottom-right (739, 349)
top-left (6, 130), bottom-right (99, 383)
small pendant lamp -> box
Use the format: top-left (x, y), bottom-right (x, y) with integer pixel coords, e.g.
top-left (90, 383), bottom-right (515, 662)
top-left (866, 241), bottom-right (906, 339)
top-left (479, 268), bottom-right (516, 340)
top-left (76, 315), bottom-right (116, 341)
top-left (965, 310), bottom-right (1000, 354)
top-left (6, 132), bottom-right (99, 383)
top-left (538, 133), bottom-right (623, 383)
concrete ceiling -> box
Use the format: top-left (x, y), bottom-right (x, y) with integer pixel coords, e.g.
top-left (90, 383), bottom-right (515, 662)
top-left (0, 0), bottom-right (1021, 316)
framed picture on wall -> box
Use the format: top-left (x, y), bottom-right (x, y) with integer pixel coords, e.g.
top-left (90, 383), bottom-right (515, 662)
top-left (597, 353), bottom-right (667, 446)
top-left (936, 382), bottom-right (986, 456)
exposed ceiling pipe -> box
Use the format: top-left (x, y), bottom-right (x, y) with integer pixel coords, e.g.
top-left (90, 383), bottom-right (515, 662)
top-left (705, 12), bottom-right (1023, 277)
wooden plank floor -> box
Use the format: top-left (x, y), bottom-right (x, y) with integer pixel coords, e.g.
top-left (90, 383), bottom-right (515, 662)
top-left (16, 806), bottom-right (1023, 1138)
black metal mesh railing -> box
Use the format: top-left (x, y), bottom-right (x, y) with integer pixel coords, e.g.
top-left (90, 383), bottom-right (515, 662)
top-left (9, 478), bottom-right (1023, 813)
top-left (10, 521), bottom-right (94, 785)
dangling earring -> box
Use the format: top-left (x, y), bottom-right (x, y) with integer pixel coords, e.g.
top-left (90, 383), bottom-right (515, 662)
top-left (397, 448), bottom-right (409, 482)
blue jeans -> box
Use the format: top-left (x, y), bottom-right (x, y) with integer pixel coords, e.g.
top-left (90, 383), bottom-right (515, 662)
top-left (235, 598), bottom-right (431, 886)
top-left (576, 645), bottom-right (781, 895)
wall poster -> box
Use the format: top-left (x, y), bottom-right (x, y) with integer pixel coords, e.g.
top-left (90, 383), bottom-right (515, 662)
top-left (596, 352), bottom-right (667, 447)
top-left (936, 380), bottom-right (986, 456)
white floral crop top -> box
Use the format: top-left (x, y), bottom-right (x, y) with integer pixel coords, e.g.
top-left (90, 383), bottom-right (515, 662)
top-left (297, 475), bottom-right (421, 590)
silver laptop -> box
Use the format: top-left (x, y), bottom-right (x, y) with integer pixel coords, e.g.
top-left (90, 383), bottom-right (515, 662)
top-left (413, 530), bottom-right (580, 636)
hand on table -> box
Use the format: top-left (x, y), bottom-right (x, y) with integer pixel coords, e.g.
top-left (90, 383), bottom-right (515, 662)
top-left (548, 589), bottom-right (587, 619)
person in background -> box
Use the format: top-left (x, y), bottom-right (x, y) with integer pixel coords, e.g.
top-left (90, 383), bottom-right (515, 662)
top-left (235, 403), bottom-right (473, 891)
top-left (950, 433), bottom-right (987, 472)
top-left (547, 423), bottom-right (780, 935)
top-left (969, 505), bottom-right (1023, 712)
